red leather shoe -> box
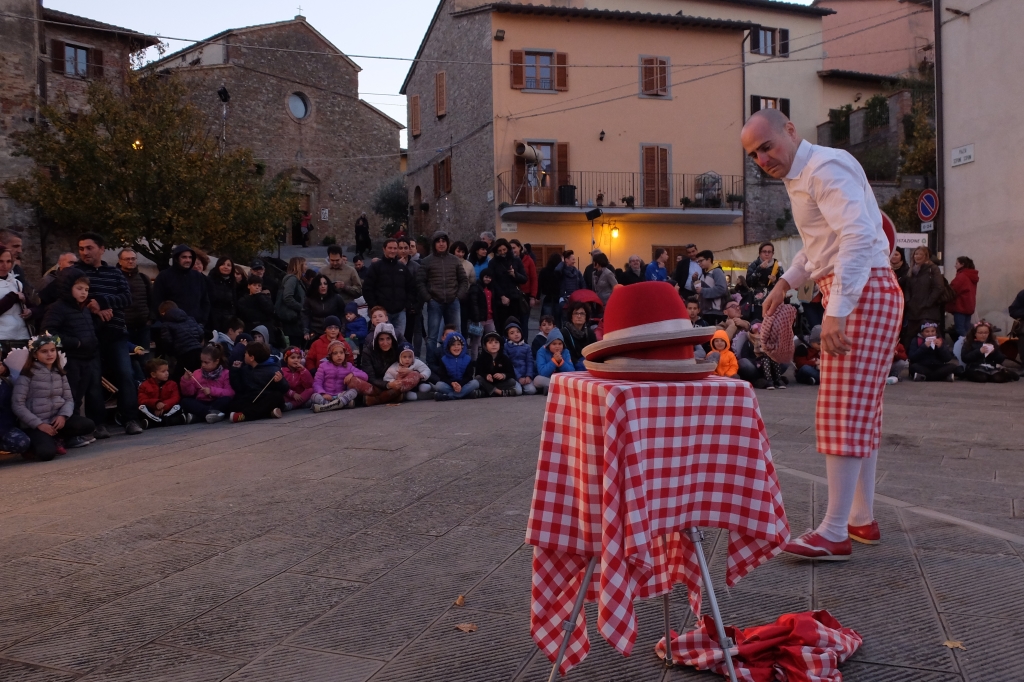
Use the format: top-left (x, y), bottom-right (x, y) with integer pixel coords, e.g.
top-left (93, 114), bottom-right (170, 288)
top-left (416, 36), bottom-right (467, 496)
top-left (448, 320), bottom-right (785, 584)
top-left (848, 521), bottom-right (880, 545)
top-left (782, 531), bottom-right (852, 561)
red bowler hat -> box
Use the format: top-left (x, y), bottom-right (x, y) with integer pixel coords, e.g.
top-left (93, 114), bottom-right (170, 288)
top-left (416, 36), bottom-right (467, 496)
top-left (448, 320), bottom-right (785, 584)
top-left (582, 281), bottom-right (716, 381)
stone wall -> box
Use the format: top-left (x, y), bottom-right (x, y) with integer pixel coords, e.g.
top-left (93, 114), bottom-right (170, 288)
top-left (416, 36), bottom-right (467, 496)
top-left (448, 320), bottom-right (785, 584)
top-left (172, 21), bottom-right (401, 251)
top-left (403, 0), bottom-right (495, 246)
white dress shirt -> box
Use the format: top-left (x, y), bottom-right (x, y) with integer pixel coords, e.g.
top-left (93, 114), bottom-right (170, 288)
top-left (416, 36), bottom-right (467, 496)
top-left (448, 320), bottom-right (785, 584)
top-left (782, 140), bottom-right (891, 318)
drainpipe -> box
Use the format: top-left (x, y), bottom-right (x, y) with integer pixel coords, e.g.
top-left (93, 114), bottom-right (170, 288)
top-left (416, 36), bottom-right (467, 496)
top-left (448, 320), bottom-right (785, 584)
top-left (741, 29), bottom-right (749, 245)
top-left (933, 0), bottom-right (945, 264)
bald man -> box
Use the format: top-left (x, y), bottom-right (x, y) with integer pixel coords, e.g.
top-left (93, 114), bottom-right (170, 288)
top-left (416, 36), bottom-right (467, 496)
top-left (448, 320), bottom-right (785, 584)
top-left (742, 109), bottom-right (902, 561)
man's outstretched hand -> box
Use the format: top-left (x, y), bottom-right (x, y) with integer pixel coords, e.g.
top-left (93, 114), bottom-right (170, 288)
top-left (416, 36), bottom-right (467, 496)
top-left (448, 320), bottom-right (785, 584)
top-left (821, 315), bottom-right (852, 356)
top-left (761, 279), bottom-right (789, 318)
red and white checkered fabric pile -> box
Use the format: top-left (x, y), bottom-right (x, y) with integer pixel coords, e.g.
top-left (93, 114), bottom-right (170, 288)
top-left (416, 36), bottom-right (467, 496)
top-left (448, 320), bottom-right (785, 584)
top-left (655, 610), bottom-right (863, 682)
top-left (527, 373), bottom-right (789, 675)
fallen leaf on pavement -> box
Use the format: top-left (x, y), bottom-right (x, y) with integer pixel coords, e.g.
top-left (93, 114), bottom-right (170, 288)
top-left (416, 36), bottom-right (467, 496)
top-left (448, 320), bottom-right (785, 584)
top-left (454, 595), bottom-right (465, 607)
top-left (943, 640), bottom-right (966, 651)
top-left (455, 623), bottom-right (477, 633)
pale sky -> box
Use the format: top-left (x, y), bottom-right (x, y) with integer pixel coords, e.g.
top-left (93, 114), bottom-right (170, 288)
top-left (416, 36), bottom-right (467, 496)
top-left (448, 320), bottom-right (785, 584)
top-left (46, 0), bottom-right (814, 147)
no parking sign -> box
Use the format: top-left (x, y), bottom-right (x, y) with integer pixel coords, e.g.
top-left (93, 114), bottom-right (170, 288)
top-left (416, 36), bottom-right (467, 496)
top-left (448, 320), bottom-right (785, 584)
top-left (917, 189), bottom-right (939, 222)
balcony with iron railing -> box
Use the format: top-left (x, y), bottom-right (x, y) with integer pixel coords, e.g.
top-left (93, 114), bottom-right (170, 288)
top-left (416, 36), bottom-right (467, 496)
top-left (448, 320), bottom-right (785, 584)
top-left (496, 170), bottom-right (744, 224)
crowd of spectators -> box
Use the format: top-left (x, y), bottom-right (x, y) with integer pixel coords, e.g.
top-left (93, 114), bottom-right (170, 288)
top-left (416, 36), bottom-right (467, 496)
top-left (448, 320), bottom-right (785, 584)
top-left (1, 225), bottom-right (1018, 463)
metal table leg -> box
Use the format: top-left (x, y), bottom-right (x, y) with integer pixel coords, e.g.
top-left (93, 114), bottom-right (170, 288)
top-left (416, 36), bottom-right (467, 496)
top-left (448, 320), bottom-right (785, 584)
top-left (685, 527), bottom-right (739, 682)
top-left (662, 534), bottom-right (674, 667)
top-left (548, 556), bottom-right (598, 682)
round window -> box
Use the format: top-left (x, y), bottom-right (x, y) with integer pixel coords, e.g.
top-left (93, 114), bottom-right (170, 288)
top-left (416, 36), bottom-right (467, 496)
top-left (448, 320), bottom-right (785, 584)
top-left (288, 93), bottom-right (309, 119)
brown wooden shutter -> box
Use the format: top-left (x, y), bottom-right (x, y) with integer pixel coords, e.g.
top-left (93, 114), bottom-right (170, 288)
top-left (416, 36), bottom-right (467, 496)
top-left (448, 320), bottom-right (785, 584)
top-left (642, 146), bottom-right (657, 207)
top-left (555, 142), bottom-right (569, 187)
top-left (510, 50), bottom-right (525, 89)
top-left (435, 71), bottom-right (446, 117)
top-left (433, 162), bottom-right (440, 198)
top-left (750, 95), bottom-right (762, 116)
top-left (780, 98), bottom-right (791, 119)
top-left (513, 140), bottom-right (526, 193)
top-left (554, 52), bottom-right (568, 91)
top-left (409, 95), bottom-right (421, 137)
top-left (749, 28), bottom-right (760, 54)
top-left (88, 48), bottom-right (104, 79)
top-left (657, 59), bottom-right (668, 95)
top-left (657, 147), bottom-right (669, 207)
top-left (50, 39), bottom-right (65, 73)
top-left (444, 156), bottom-right (453, 194)
top-left (641, 57), bottom-right (656, 95)
top-left (778, 29), bottom-right (790, 57)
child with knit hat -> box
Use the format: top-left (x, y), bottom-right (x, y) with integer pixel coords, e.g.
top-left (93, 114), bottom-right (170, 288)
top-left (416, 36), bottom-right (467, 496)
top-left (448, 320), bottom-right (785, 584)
top-left (306, 315), bottom-right (343, 373)
top-left (384, 343), bottom-right (433, 401)
top-left (343, 302), bottom-right (368, 352)
top-left (503, 318), bottom-right (538, 395)
top-left (476, 330), bottom-right (519, 397)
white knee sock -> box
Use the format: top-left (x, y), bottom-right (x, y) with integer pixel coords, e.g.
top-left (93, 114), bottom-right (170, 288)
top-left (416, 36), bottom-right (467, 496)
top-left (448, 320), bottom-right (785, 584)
top-left (816, 450), bottom-right (879, 541)
top-left (849, 449), bottom-right (878, 527)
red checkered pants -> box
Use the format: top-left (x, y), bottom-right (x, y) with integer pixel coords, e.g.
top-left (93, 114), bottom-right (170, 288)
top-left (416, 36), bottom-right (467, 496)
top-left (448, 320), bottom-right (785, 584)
top-left (816, 268), bottom-right (903, 457)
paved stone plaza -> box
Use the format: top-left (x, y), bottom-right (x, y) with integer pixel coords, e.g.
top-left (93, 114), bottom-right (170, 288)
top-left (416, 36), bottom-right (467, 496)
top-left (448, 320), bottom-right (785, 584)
top-left (1, 381), bottom-right (1022, 681)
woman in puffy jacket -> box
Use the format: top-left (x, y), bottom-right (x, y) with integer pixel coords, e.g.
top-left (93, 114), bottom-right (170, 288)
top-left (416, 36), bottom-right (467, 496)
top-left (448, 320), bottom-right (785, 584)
top-left (206, 257), bottom-right (242, 334)
top-left (303, 274), bottom-right (345, 344)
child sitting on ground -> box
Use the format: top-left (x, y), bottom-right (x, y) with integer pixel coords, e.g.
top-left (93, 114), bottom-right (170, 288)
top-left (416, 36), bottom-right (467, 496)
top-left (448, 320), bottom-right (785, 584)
top-left (434, 332), bottom-right (480, 400)
top-left (251, 325), bottom-right (281, 360)
top-left (306, 315), bottom-right (342, 373)
top-left (961, 321), bottom-right (1018, 383)
top-left (180, 344), bottom-right (235, 423)
top-left (312, 340), bottom-right (369, 412)
top-left (281, 347), bottom-right (315, 410)
top-left (229, 333), bottom-right (252, 369)
top-left (343, 302), bottom-right (368, 353)
top-left (157, 301), bottom-right (206, 380)
top-left (532, 315), bottom-right (556, 356)
top-left (226, 341), bottom-right (287, 422)
top-left (211, 318), bottom-right (245, 351)
top-left (743, 323), bottom-right (785, 389)
top-left (138, 358), bottom-right (188, 426)
top-left (887, 342), bottom-right (908, 384)
top-left (384, 343), bottom-right (432, 401)
top-left (0, 353), bottom-right (31, 457)
top-left (794, 326), bottom-right (821, 385)
top-left (534, 329), bottom-right (575, 393)
top-left (504, 318), bottom-right (537, 395)
top-left (708, 330), bottom-right (739, 379)
top-left (476, 330), bottom-right (519, 396)
top-left (12, 334), bottom-right (95, 460)
top-left (908, 322), bottom-right (957, 382)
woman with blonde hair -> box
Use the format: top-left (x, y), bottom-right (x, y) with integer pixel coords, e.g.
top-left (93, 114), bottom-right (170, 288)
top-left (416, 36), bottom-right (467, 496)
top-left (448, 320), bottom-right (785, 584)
top-left (275, 256), bottom-right (307, 347)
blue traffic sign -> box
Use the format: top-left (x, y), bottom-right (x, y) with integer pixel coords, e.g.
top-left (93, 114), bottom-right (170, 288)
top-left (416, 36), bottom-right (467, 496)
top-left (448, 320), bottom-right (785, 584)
top-left (917, 189), bottom-right (939, 222)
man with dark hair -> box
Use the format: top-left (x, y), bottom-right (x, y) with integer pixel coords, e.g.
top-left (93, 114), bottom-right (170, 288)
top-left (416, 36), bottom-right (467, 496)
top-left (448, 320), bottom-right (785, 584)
top-left (152, 245), bottom-right (210, 326)
top-left (77, 233), bottom-right (143, 436)
top-left (694, 250), bottom-right (729, 324)
top-left (675, 242), bottom-right (702, 296)
top-left (645, 248), bottom-right (669, 282)
top-left (117, 248), bottom-right (153, 361)
top-left (362, 238), bottom-right (415, 336)
top-left (319, 244), bottom-right (362, 304)
top-left (417, 230), bottom-right (468, 366)
top-left (353, 254), bottom-right (369, 281)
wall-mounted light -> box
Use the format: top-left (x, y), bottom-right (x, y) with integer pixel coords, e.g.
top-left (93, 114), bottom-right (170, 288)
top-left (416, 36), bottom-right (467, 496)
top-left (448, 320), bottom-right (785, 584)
top-left (132, 140), bottom-right (143, 150)
top-left (494, 29), bottom-right (505, 41)
top-left (611, 226), bottom-right (620, 239)
top-left (217, 86), bottom-right (230, 103)
top-left (599, 130), bottom-right (605, 141)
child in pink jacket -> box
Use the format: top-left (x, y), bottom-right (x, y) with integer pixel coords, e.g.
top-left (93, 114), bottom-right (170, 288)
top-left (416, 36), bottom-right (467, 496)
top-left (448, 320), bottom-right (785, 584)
top-left (282, 347), bottom-right (314, 410)
top-left (311, 341), bottom-right (370, 413)
top-left (180, 345), bottom-right (235, 423)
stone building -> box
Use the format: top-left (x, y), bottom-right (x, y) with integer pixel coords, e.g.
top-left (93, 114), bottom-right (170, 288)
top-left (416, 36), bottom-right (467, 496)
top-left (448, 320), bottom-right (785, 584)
top-left (0, 1), bottom-right (156, 277)
top-left (149, 16), bottom-right (403, 249)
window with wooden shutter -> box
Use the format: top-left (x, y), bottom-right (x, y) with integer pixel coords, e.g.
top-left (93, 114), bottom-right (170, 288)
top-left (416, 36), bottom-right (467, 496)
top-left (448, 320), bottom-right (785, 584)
top-left (749, 28), bottom-right (760, 55)
top-left (512, 140), bottom-right (526, 194)
top-left (433, 163), bottom-right (440, 198)
top-left (750, 95), bottom-right (761, 116)
top-left (778, 29), bottom-right (790, 57)
top-left (435, 71), bottom-right (446, 117)
top-left (555, 143), bottom-right (569, 188)
top-left (88, 49), bottom-right (104, 79)
top-left (443, 156), bottom-right (453, 194)
top-left (409, 95), bottom-right (421, 137)
top-left (510, 50), bottom-right (525, 89)
top-left (780, 98), bottom-right (791, 119)
top-left (641, 145), bottom-right (670, 208)
top-left (50, 39), bottom-right (65, 73)
top-left (640, 56), bottom-right (669, 96)
top-left (752, 27), bottom-right (776, 56)
top-left (554, 52), bottom-right (568, 91)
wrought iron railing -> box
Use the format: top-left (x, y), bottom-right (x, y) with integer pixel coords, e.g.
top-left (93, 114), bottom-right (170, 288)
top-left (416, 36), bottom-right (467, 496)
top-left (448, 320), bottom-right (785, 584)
top-left (496, 171), bottom-right (744, 210)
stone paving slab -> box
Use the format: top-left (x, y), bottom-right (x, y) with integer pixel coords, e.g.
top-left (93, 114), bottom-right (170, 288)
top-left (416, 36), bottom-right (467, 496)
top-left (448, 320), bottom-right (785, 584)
top-left (1, 381), bottom-right (1022, 680)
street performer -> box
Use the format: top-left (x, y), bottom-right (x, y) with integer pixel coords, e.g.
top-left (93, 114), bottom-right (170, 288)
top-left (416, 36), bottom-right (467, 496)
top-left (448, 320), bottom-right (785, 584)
top-left (742, 109), bottom-right (902, 561)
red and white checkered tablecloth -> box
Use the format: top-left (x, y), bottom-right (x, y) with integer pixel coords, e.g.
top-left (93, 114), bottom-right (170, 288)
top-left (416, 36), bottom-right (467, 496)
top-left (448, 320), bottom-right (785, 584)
top-left (527, 372), bottom-right (789, 675)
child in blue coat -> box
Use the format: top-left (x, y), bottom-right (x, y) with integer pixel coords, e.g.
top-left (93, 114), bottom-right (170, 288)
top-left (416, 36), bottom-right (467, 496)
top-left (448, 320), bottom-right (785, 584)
top-left (343, 301), bottom-right (369, 352)
top-left (534, 329), bottom-right (577, 393)
top-left (503, 317), bottom-right (537, 395)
